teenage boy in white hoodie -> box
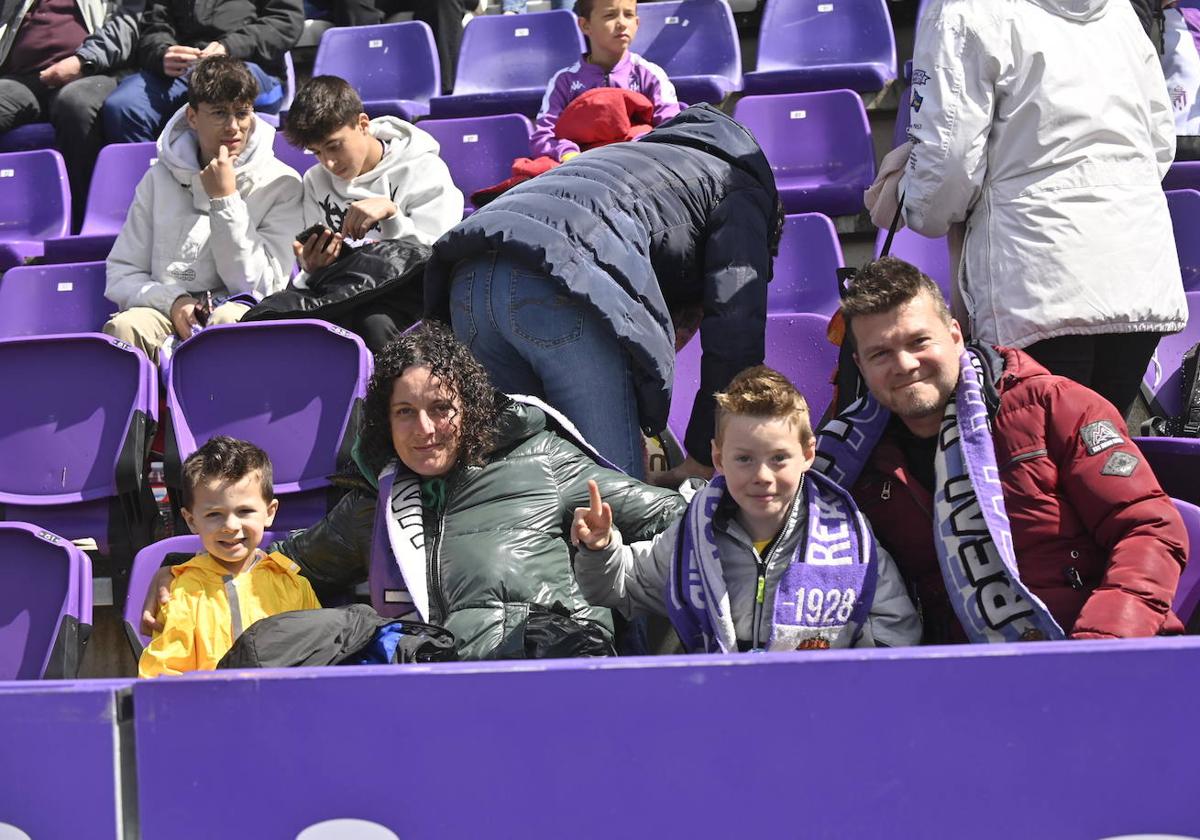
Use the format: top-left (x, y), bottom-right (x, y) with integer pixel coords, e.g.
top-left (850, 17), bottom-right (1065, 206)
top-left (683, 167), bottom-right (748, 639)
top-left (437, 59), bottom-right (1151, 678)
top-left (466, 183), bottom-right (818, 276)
top-left (104, 56), bottom-right (303, 362)
top-left (283, 75), bottom-right (463, 351)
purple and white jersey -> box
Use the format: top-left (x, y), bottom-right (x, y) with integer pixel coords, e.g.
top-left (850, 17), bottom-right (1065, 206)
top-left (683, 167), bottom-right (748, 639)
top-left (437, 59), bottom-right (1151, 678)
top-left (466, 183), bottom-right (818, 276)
top-left (531, 51), bottom-right (682, 161)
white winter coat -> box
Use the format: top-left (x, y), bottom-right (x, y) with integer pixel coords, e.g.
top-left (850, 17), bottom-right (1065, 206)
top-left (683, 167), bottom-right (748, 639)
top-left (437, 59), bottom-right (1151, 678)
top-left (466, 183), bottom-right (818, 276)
top-left (902, 0), bottom-right (1188, 348)
top-left (105, 108), bottom-right (303, 315)
top-left (299, 116), bottom-right (463, 247)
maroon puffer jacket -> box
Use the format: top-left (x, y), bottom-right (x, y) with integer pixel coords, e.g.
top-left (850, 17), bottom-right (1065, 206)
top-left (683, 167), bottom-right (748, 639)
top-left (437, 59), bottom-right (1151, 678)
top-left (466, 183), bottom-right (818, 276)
top-left (851, 347), bottom-right (1188, 643)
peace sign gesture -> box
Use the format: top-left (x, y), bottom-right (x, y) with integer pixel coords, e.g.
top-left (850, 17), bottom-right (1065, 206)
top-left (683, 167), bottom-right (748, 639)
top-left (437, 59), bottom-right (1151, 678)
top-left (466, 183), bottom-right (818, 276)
top-left (571, 479), bottom-right (614, 550)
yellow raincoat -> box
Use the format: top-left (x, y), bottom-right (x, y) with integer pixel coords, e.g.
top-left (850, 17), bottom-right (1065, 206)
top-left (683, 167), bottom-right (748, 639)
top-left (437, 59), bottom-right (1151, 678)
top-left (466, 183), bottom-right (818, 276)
top-left (139, 550), bottom-right (320, 677)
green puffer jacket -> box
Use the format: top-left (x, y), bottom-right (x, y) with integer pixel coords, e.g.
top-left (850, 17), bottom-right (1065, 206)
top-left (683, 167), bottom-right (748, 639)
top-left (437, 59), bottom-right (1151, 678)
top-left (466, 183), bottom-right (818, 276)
top-left (276, 399), bottom-right (685, 659)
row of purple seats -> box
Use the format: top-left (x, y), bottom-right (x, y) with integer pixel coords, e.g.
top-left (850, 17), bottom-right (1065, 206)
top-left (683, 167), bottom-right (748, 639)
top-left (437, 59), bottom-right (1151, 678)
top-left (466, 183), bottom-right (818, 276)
top-left (0, 521), bottom-right (92, 679)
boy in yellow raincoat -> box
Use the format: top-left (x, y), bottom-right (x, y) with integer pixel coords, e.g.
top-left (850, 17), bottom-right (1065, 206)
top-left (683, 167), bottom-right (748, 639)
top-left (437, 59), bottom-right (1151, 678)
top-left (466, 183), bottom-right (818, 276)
top-left (139, 436), bottom-right (320, 676)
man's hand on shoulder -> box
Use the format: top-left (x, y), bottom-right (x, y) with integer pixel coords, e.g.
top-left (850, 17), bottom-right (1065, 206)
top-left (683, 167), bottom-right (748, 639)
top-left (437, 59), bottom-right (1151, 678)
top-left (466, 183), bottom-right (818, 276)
top-left (341, 196), bottom-right (397, 240)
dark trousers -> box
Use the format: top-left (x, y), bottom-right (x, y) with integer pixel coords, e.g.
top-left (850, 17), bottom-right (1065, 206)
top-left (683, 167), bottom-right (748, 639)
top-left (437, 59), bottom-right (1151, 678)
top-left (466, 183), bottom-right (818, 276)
top-left (0, 73), bottom-right (119, 231)
top-left (330, 0), bottom-right (470, 92)
top-left (1022, 331), bottom-right (1163, 419)
top-left (341, 283), bottom-right (423, 353)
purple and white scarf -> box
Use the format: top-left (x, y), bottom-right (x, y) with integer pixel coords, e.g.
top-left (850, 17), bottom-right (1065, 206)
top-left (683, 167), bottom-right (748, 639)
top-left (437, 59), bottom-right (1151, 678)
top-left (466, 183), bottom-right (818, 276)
top-left (666, 470), bottom-right (879, 653)
top-left (815, 349), bottom-right (1063, 643)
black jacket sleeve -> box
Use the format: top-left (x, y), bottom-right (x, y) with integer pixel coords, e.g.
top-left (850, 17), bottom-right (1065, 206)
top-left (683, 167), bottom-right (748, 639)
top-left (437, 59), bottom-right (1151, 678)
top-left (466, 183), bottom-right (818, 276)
top-left (686, 187), bottom-right (770, 462)
top-left (75, 0), bottom-right (145, 73)
top-left (272, 489), bottom-right (376, 587)
top-left (219, 0), bottom-right (302, 68)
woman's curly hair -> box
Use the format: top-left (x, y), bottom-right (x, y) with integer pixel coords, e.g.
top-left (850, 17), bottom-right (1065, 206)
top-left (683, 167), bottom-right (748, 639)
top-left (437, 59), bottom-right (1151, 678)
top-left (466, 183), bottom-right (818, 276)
top-left (359, 321), bottom-right (500, 476)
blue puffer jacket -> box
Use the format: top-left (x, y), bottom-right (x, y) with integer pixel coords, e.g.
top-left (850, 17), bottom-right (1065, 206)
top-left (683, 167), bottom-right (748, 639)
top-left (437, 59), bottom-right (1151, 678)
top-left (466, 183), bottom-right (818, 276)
top-left (423, 104), bottom-right (779, 461)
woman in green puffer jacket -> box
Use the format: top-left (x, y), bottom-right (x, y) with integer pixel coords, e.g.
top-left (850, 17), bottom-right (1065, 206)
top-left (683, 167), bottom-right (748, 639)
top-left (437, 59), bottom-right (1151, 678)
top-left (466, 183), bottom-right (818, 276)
top-left (275, 321), bottom-right (686, 659)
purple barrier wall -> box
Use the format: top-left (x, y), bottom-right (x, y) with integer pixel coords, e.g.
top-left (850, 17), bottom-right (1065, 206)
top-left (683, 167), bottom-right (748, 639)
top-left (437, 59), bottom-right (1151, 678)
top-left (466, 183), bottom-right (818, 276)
top-left (133, 639), bottom-right (1200, 840)
top-left (0, 679), bottom-right (133, 839)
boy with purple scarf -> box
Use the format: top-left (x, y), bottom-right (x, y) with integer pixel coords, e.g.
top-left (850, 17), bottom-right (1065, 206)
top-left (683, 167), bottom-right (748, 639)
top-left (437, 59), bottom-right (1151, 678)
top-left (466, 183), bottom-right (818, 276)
top-left (572, 366), bottom-right (920, 653)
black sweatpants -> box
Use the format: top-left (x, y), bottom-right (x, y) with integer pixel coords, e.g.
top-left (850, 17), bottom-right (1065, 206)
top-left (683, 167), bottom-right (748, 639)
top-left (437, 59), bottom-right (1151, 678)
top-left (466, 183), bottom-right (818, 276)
top-left (1022, 331), bottom-right (1163, 420)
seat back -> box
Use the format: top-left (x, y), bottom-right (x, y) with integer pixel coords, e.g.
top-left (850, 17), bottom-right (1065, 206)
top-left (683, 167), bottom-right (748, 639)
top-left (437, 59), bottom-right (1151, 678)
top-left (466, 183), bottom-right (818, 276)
top-left (273, 132), bottom-right (317, 179)
top-left (875, 226), bottom-right (954, 302)
top-left (0, 149), bottom-right (69, 242)
top-left (0, 333), bottom-right (155, 508)
top-left (419, 114), bottom-right (534, 211)
top-left (452, 10), bottom-right (586, 97)
top-left (763, 313), bottom-right (838, 422)
top-left (666, 313), bottom-right (837, 455)
top-left (1167, 189), bottom-right (1200, 292)
top-left (124, 532), bottom-right (283, 653)
top-left (313, 21), bottom-right (440, 106)
top-left (734, 91), bottom-right (874, 183)
top-left (632, 0), bottom-right (742, 90)
top-left (771, 213), bottom-right (844, 314)
top-left (1172, 498), bottom-right (1200, 625)
top-left (755, 0), bottom-right (896, 75)
top-left (1144, 290), bottom-right (1200, 417)
top-left (0, 262), bottom-right (114, 338)
top-left (78, 143), bottom-right (157, 237)
top-left (165, 321), bottom-right (371, 498)
top-left (0, 523), bottom-right (90, 679)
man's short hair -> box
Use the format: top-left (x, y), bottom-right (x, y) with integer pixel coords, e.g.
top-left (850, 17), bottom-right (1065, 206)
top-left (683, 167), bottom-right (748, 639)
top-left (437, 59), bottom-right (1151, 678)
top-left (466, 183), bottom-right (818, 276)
top-left (714, 365), bottom-right (814, 446)
top-left (283, 76), bottom-right (364, 149)
top-left (841, 256), bottom-right (952, 351)
top-left (186, 56), bottom-right (259, 109)
top-left (180, 435), bottom-right (274, 510)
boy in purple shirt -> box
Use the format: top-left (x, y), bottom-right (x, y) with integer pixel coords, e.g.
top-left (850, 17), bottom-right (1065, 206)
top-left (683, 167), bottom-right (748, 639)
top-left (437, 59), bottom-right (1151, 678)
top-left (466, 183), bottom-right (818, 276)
top-left (531, 0), bottom-right (680, 161)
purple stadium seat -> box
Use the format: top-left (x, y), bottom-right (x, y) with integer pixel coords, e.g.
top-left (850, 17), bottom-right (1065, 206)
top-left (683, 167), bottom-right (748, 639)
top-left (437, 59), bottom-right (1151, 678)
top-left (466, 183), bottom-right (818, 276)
top-left (274, 132), bottom-right (317, 178)
top-left (0, 122), bottom-right (55, 152)
top-left (41, 142), bottom-right (157, 265)
top-left (0, 261), bottom-right (114, 337)
top-left (874, 225), bottom-right (953, 301)
top-left (0, 522), bottom-right (92, 679)
top-left (0, 333), bottom-right (158, 555)
top-left (770, 213), bottom-right (844, 314)
top-left (419, 114), bottom-right (533, 214)
top-left (164, 320), bottom-right (372, 531)
top-left (1143, 291), bottom-right (1200, 418)
top-left (1135, 291), bottom-right (1200, 503)
top-left (1164, 161), bottom-right (1200, 192)
top-left (631, 0), bottom-right (743, 105)
top-left (0, 148), bottom-right (70, 270)
top-left (313, 21), bottom-right (441, 122)
top-left (667, 312), bottom-right (837, 455)
top-left (1167, 190), bottom-right (1200, 292)
top-left (743, 0), bottom-right (897, 95)
top-left (734, 90), bottom-right (875, 216)
top-left (1172, 498), bottom-right (1200, 626)
top-left (430, 10), bottom-right (587, 119)
top-left (123, 531), bottom-right (283, 654)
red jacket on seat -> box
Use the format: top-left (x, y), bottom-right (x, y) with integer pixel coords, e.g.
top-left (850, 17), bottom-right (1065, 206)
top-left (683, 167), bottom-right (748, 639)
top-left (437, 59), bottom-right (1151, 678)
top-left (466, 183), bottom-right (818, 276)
top-left (852, 347), bottom-right (1188, 643)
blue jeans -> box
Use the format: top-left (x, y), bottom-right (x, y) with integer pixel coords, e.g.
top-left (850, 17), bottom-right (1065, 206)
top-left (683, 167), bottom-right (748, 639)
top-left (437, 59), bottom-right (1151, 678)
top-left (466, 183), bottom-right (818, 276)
top-left (501, 0), bottom-right (574, 11)
top-left (102, 64), bottom-right (282, 143)
top-left (449, 253), bottom-right (644, 479)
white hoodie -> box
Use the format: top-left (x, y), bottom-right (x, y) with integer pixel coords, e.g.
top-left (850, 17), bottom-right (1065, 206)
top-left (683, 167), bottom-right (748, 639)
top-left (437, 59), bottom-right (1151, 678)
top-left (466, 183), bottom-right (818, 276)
top-left (902, 0), bottom-right (1187, 348)
top-left (299, 116), bottom-right (463, 248)
top-left (105, 108), bottom-right (303, 315)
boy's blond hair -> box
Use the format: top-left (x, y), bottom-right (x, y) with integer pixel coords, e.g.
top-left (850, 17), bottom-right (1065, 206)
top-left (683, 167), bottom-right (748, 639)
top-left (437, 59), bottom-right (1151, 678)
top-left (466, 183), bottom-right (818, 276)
top-left (714, 366), bottom-right (814, 446)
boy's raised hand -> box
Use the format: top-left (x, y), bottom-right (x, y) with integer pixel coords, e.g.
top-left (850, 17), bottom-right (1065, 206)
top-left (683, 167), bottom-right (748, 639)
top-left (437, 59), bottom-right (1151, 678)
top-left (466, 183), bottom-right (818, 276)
top-left (199, 144), bottom-right (236, 199)
top-left (571, 479), bottom-right (614, 550)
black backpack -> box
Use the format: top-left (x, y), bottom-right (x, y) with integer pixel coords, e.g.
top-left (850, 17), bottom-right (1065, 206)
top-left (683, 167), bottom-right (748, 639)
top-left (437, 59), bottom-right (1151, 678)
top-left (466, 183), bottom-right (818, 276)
top-left (1142, 343), bottom-right (1200, 438)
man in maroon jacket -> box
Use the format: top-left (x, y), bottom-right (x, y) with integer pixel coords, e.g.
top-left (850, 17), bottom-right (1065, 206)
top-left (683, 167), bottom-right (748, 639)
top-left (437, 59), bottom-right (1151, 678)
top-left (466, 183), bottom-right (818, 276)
top-left (824, 257), bottom-right (1187, 644)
